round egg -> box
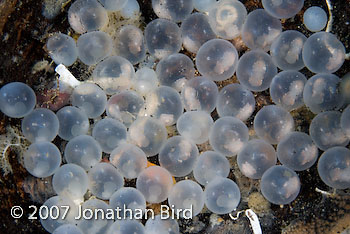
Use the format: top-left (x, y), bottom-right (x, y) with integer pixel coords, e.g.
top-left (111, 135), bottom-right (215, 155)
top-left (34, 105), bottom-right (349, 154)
top-left (216, 83), bottom-right (255, 121)
top-left (23, 141), bottom-right (61, 178)
top-left (196, 39), bottom-right (239, 81)
top-left (92, 56), bottom-right (135, 95)
top-left (56, 106), bottom-right (89, 141)
top-left (204, 177), bottom-right (240, 214)
top-left (302, 32), bottom-right (345, 73)
top-left (71, 83), bottom-right (107, 118)
top-left (193, 151), bottom-right (230, 186)
top-left (156, 53), bottom-right (195, 91)
top-left (47, 33), bottom-right (78, 66)
top-left (208, 0), bottom-right (247, 39)
top-left (88, 162), bottom-right (124, 200)
top-left (77, 31), bottom-right (113, 65)
top-left (0, 82), bottom-right (36, 118)
top-left (309, 111), bottom-right (349, 151)
top-left (128, 117), bottom-right (167, 156)
top-left (236, 49), bottom-right (277, 92)
top-left (270, 30), bottom-right (306, 71)
top-left (136, 166), bottom-right (174, 203)
top-left (270, 71), bottom-right (307, 111)
top-left (242, 9), bottom-right (282, 51)
top-left (277, 132), bottom-right (318, 171)
top-left (21, 108), bottom-right (59, 143)
top-left (303, 73), bottom-right (343, 114)
top-left (181, 13), bottom-right (216, 54)
top-left (106, 90), bottom-right (144, 127)
top-left (176, 111), bottom-right (214, 144)
top-left (318, 146), bottom-right (350, 189)
top-left (64, 135), bottom-right (102, 170)
top-left (254, 105), bottom-right (294, 145)
top-left (168, 180), bottom-right (204, 217)
top-left (209, 116), bottom-right (249, 156)
top-left (260, 165), bottom-right (301, 205)
top-left (110, 143), bottom-right (148, 179)
top-left (144, 18), bottom-right (182, 59)
top-left (92, 118), bottom-right (127, 154)
top-left (237, 139), bottom-right (277, 179)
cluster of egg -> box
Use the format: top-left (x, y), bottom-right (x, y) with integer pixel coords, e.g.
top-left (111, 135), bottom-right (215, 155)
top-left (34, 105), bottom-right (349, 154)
top-left (1, 0), bottom-right (350, 233)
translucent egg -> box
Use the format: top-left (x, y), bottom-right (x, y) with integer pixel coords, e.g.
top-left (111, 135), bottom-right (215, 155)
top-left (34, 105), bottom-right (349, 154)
top-left (195, 39), bottom-right (238, 81)
top-left (216, 83), bottom-right (255, 121)
top-left (181, 13), bottom-right (216, 54)
top-left (88, 163), bottom-right (124, 200)
top-left (64, 135), bottom-right (102, 170)
top-left (209, 116), bottom-right (249, 156)
top-left (52, 164), bottom-right (89, 200)
top-left (121, 0), bottom-right (140, 18)
top-left (302, 32), bottom-right (345, 73)
top-left (143, 86), bottom-right (183, 126)
top-left (98, 0), bottom-right (128, 11)
top-left (145, 215), bottom-right (179, 234)
top-left (53, 224), bottom-right (83, 234)
top-left (133, 67), bottom-right (159, 96)
top-left (193, 0), bottom-right (215, 12)
top-left (303, 73), bottom-right (343, 114)
top-left (136, 166), bottom-right (173, 203)
top-left (106, 91), bottom-right (144, 127)
top-left (262, 0), bottom-right (304, 19)
top-left (144, 19), bottom-right (182, 59)
top-left (152, 0), bottom-right (193, 22)
top-left (309, 111), bottom-right (349, 151)
top-left (107, 220), bottom-right (145, 234)
top-left (254, 105), bottom-right (294, 145)
top-left (24, 141), bottom-right (61, 178)
top-left (92, 55), bottom-right (135, 95)
top-left (270, 30), bottom-right (307, 71)
top-left (317, 146), bottom-right (350, 189)
top-left (270, 71), bottom-right (307, 111)
top-left (92, 118), bottom-right (127, 154)
top-left (71, 83), bottom-right (107, 118)
top-left (56, 106), bottom-right (89, 141)
top-left (277, 132), bottom-right (318, 171)
top-left (77, 199), bottom-right (113, 234)
top-left (237, 139), bottom-right (277, 179)
top-left (128, 117), bottom-right (167, 156)
top-left (236, 50), bottom-right (277, 92)
top-left (341, 105), bottom-right (350, 139)
top-left (109, 187), bottom-right (146, 219)
top-left (204, 177), bottom-right (240, 214)
top-left (340, 72), bottom-right (350, 105)
top-left (303, 6), bottom-right (328, 32)
top-left (77, 31), bottom-right (113, 65)
top-left (47, 33), bottom-right (78, 66)
top-left (168, 180), bottom-right (204, 217)
top-left (260, 165), bottom-right (300, 205)
top-left (0, 82), bottom-right (36, 118)
top-left (181, 76), bottom-right (218, 113)
top-left (159, 136), bottom-right (199, 177)
top-left (208, 0), bottom-right (247, 39)
top-left (68, 0), bottom-right (108, 34)
top-left (115, 25), bottom-right (146, 65)
top-left (21, 108), bottom-right (59, 143)
top-left (242, 9), bottom-right (282, 51)
top-left (193, 151), bottom-right (230, 185)
top-left (40, 196), bottom-right (78, 233)
top-left (176, 111), bottom-right (213, 144)
top-left (110, 143), bottom-right (147, 179)
top-left (156, 53), bottom-right (195, 91)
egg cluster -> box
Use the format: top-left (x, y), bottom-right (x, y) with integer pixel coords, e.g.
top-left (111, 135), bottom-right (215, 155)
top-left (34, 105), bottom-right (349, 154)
top-left (1, 0), bottom-right (350, 233)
